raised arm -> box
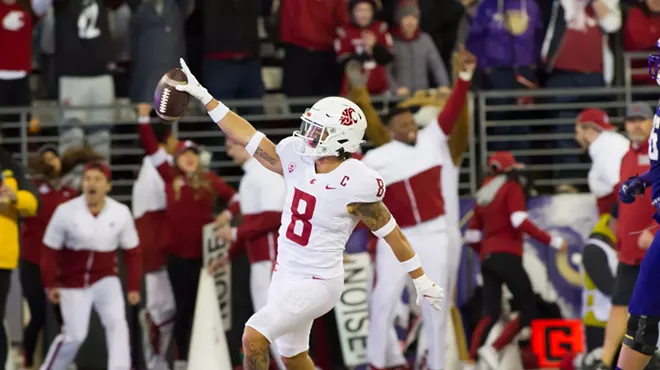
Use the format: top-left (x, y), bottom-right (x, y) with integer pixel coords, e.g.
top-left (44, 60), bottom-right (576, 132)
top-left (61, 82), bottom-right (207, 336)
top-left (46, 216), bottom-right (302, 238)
top-left (435, 47), bottom-right (475, 136)
top-left (345, 61), bottom-right (391, 147)
top-left (347, 200), bottom-right (444, 310)
top-left (175, 59), bottom-right (283, 175)
top-left (136, 105), bottom-right (178, 182)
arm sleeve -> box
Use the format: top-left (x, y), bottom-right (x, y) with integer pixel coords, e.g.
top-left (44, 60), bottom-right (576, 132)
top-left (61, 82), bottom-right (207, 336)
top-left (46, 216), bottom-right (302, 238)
top-left (138, 120), bottom-right (174, 182)
top-left (8, 157), bottom-right (39, 217)
top-left (582, 243), bottom-right (615, 296)
top-left (346, 87), bottom-right (391, 147)
top-left (119, 210), bottom-right (140, 249)
top-left (120, 209), bottom-right (141, 292)
top-left (235, 212), bottom-right (283, 242)
top-left (211, 174), bottom-right (240, 216)
top-left (507, 184), bottom-right (554, 246)
top-left (437, 76), bottom-right (471, 135)
top-left (351, 169), bottom-right (387, 204)
top-left (40, 246), bottom-right (58, 288)
top-left (42, 206), bottom-right (66, 250)
top-left (465, 209), bottom-right (483, 253)
top-left (335, 27), bottom-right (353, 62)
top-left (426, 35), bottom-right (450, 87)
top-left (446, 54), bottom-right (471, 166)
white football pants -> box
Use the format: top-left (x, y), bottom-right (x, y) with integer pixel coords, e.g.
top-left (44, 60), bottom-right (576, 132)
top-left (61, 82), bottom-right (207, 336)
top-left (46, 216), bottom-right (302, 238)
top-left (367, 224), bottom-right (450, 370)
top-left (250, 261), bottom-right (285, 370)
top-left (41, 276), bottom-right (130, 370)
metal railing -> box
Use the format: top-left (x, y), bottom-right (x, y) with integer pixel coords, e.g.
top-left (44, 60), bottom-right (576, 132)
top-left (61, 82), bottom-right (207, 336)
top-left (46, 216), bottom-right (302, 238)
top-left (0, 94), bottom-right (479, 204)
top-left (2, 52), bottom-right (659, 202)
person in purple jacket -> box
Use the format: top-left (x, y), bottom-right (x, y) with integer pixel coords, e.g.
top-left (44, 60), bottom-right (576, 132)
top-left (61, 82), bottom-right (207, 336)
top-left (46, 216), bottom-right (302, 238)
top-left (466, 0), bottom-right (544, 162)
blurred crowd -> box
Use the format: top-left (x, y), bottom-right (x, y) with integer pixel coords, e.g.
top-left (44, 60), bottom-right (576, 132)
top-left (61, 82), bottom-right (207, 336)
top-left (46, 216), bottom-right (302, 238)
top-left (1, 0), bottom-right (660, 189)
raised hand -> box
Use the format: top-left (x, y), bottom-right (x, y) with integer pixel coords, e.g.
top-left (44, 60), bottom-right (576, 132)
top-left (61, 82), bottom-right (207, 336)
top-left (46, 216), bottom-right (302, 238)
top-left (175, 58), bottom-right (213, 105)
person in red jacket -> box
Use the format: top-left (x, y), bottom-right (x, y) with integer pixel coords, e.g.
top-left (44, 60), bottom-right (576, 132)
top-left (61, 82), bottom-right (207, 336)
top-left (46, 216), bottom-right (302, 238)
top-left (335, 0), bottom-right (394, 95)
top-left (463, 152), bottom-right (567, 370)
top-left (624, 0), bottom-right (660, 86)
top-left (278, 0), bottom-right (349, 97)
top-left (595, 102), bottom-right (656, 370)
top-left (138, 116), bottom-right (240, 367)
top-left (21, 144), bottom-right (101, 369)
top-left (0, 0), bottom-right (47, 144)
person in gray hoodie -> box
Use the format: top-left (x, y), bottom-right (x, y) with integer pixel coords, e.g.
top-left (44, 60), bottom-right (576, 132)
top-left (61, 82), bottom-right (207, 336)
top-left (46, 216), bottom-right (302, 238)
top-left (387, 0), bottom-right (450, 96)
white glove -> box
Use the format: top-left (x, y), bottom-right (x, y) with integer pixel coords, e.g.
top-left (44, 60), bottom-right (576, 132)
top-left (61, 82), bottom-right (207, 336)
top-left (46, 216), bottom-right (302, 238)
top-left (175, 58), bottom-right (213, 105)
top-left (413, 274), bottom-right (444, 311)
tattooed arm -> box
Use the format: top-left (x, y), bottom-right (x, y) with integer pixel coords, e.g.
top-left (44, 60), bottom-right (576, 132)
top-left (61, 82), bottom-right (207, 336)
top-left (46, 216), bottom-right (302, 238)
top-left (174, 58), bottom-right (283, 175)
top-left (204, 100), bottom-right (283, 175)
top-left (347, 201), bottom-right (424, 279)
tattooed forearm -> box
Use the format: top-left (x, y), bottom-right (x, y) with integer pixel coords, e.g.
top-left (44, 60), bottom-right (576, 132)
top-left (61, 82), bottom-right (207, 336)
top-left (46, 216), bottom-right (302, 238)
top-left (255, 147), bottom-right (278, 166)
top-left (348, 201), bottom-right (392, 231)
top-left (244, 344), bottom-right (270, 370)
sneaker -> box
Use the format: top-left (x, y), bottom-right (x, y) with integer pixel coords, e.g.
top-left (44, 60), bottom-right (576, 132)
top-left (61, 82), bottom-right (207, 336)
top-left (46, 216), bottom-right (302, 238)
top-left (477, 345), bottom-right (499, 370)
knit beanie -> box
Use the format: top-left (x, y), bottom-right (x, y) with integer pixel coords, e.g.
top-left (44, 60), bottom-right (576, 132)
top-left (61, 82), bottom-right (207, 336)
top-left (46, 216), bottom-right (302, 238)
top-left (395, 0), bottom-right (420, 24)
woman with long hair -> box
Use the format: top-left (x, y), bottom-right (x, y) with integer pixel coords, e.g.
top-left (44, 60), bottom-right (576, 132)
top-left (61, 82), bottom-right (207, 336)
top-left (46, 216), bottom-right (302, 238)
top-left (137, 109), bottom-right (240, 368)
top-left (21, 144), bottom-right (101, 369)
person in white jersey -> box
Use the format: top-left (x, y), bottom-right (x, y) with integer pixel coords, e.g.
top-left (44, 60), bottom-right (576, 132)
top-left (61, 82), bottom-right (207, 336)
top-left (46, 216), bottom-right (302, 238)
top-left (361, 48), bottom-right (474, 370)
top-left (174, 58), bottom-right (444, 370)
top-left (40, 161), bottom-right (141, 370)
top-left (213, 137), bottom-right (287, 369)
top-left (133, 104), bottom-right (178, 370)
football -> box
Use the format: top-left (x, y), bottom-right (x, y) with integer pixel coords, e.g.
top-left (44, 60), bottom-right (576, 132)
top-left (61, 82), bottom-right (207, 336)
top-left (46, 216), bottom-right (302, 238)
top-left (153, 68), bottom-right (190, 122)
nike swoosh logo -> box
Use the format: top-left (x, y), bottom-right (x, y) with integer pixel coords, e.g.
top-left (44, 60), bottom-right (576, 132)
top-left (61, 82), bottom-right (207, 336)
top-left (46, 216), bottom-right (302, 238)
top-left (325, 185), bottom-right (336, 190)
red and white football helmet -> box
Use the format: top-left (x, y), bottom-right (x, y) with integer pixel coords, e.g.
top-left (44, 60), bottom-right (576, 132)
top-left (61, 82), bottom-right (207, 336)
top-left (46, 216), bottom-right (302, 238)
top-left (293, 97), bottom-right (367, 157)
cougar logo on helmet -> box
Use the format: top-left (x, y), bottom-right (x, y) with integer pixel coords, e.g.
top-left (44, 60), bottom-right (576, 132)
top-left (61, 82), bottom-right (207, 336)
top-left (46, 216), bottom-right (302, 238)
top-left (339, 107), bottom-right (359, 126)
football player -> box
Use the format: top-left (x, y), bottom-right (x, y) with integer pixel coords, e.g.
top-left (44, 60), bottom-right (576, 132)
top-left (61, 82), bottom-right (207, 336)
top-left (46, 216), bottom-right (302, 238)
top-left (614, 38), bottom-right (660, 370)
top-left (174, 58), bottom-right (444, 370)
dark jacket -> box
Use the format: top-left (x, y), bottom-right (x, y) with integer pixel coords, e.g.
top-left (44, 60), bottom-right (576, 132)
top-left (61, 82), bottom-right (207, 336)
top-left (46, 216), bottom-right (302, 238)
top-left (202, 0), bottom-right (261, 55)
top-left (129, 0), bottom-right (187, 102)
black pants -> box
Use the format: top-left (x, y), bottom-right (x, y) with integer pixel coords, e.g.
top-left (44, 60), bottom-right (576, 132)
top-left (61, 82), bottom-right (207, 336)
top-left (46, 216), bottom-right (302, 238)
top-left (0, 77), bottom-right (31, 153)
top-left (19, 260), bottom-right (47, 367)
top-left (480, 253), bottom-right (537, 339)
top-left (0, 269), bottom-right (13, 368)
top-left (166, 256), bottom-right (202, 361)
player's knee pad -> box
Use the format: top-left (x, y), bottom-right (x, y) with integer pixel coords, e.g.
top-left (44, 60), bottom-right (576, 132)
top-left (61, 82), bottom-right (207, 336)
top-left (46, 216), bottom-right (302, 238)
top-left (622, 314), bottom-right (660, 356)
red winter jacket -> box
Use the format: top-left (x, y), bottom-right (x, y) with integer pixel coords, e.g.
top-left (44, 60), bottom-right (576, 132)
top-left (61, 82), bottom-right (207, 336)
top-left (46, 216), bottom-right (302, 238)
top-left (280, 0), bottom-right (349, 51)
top-left (336, 21), bottom-right (393, 95)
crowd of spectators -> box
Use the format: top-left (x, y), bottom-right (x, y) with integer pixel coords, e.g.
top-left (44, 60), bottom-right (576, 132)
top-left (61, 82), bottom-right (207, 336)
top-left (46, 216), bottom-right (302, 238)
top-left (4, 0), bottom-right (660, 201)
top-left (1, 0), bottom-right (660, 178)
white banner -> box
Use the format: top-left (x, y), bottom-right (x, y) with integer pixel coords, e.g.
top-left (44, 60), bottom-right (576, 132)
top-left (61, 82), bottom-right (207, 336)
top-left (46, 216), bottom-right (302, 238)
top-left (202, 222), bottom-right (232, 331)
top-left (188, 270), bottom-right (232, 370)
top-left (334, 252), bottom-right (372, 367)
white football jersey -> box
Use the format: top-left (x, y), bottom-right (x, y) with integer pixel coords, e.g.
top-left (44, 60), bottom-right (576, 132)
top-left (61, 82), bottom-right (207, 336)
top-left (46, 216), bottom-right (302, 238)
top-left (275, 137), bottom-right (386, 279)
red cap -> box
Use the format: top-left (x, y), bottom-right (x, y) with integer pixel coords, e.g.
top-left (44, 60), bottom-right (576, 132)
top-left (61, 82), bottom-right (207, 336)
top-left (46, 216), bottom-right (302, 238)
top-left (488, 151), bottom-right (524, 172)
top-left (175, 140), bottom-right (199, 157)
top-left (83, 161), bottom-right (112, 181)
top-left (577, 108), bottom-right (614, 131)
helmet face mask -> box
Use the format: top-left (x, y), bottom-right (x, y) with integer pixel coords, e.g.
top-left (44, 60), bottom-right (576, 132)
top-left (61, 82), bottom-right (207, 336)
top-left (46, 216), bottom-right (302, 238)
top-left (649, 39), bottom-right (660, 85)
top-left (292, 97), bottom-right (367, 158)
